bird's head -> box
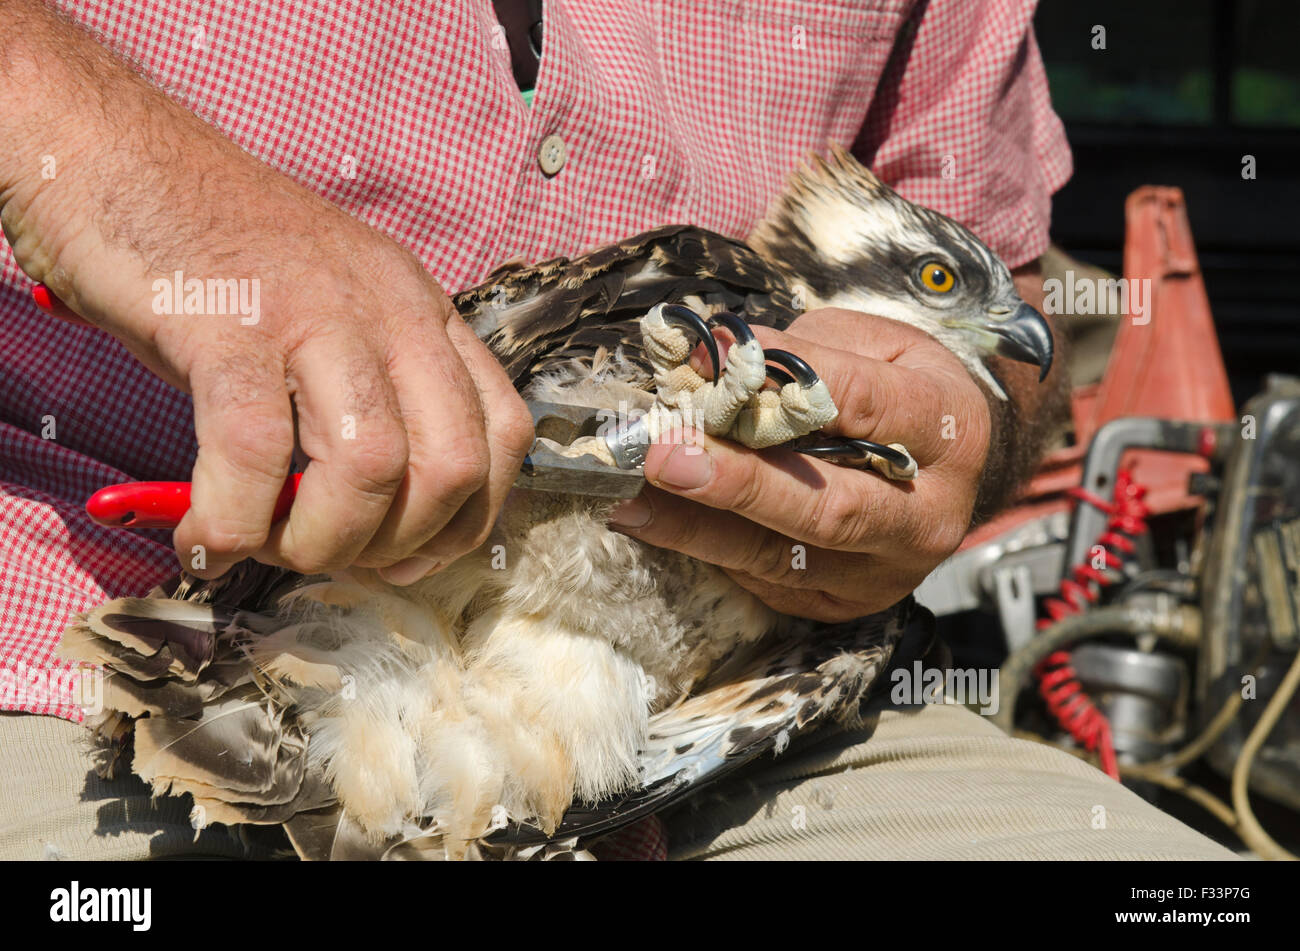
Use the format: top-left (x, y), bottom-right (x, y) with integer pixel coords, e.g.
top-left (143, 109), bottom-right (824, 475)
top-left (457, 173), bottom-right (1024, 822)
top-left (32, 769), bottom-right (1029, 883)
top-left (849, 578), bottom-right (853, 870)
top-left (748, 145), bottom-right (1053, 400)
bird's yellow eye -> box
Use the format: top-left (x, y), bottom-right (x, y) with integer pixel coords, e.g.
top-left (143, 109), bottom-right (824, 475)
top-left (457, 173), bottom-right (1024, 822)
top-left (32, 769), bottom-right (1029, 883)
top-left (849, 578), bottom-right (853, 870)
top-left (920, 263), bottom-right (955, 293)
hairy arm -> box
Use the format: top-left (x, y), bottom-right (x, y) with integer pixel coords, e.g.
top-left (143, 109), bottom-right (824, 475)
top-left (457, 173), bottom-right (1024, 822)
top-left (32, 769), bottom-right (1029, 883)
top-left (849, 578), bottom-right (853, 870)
top-left (0, 0), bottom-right (533, 582)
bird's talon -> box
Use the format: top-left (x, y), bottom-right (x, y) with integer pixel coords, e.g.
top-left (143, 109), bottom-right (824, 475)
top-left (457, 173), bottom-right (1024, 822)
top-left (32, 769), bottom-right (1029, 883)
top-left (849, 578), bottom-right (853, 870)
top-left (660, 304), bottom-right (721, 382)
top-left (706, 310), bottom-right (757, 358)
top-left (796, 439), bottom-right (918, 481)
top-left (764, 349), bottom-right (820, 388)
top-left (765, 365), bottom-right (796, 387)
top-left (641, 305), bottom-right (834, 448)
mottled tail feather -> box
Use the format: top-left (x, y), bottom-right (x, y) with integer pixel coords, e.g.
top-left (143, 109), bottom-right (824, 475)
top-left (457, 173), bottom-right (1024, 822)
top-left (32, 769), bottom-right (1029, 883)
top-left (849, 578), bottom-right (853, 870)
top-left (59, 581), bottom-right (335, 837)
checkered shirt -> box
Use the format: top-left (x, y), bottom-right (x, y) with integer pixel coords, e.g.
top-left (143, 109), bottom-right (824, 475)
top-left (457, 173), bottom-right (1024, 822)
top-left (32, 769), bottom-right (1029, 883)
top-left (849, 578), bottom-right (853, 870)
top-left (0, 0), bottom-right (1070, 730)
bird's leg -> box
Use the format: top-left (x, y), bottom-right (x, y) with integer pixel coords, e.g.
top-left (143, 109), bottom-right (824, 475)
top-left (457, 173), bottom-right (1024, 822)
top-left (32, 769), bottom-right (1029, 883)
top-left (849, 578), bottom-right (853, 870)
top-left (641, 304), bottom-right (769, 438)
top-left (639, 304), bottom-right (836, 447)
top-left (732, 348), bottom-right (839, 448)
top-left (639, 304), bottom-right (918, 479)
top-left (764, 352), bottom-right (917, 479)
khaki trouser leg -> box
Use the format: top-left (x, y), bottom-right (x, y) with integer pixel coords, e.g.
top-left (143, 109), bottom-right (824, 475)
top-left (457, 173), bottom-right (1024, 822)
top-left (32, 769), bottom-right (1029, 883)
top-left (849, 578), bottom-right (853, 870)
top-left (664, 701), bottom-right (1237, 860)
top-left (1, 702), bottom-right (1237, 860)
top-left (0, 712), bottom-right (285, 860)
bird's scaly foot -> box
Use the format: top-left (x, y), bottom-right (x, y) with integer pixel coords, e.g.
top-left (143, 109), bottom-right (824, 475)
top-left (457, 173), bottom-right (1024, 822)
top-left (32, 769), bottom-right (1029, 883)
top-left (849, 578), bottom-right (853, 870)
top-left (639, 303), bottom-right (917, 480)
top-left (640, 304), bottom-right (834, 447)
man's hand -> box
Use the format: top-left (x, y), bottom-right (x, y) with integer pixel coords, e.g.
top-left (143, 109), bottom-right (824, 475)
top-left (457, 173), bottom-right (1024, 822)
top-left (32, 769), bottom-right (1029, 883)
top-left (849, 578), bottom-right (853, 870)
top-left (0, 0), bottom-right (534, 583)
top-left (608, 308), bottom-right (998, 622)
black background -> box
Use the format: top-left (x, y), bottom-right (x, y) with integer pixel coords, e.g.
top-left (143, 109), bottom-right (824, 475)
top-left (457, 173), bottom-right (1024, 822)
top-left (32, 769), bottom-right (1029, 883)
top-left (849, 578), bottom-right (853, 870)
top-left (1036, 0), bottom-right (1300, 406)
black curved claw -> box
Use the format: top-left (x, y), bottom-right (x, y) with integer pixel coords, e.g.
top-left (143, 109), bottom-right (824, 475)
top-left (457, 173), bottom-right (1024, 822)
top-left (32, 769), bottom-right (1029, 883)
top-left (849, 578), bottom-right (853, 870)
top-left (706, 310), bottom-right (756, 347)
top-left (797, 438), bottom-right (913, 471)
top-left (661, 304), bottom-right (720, 382)
top-left (764, 349), bottom-right (819, 389)
top-left (765, 365), bottom-right (797, 387)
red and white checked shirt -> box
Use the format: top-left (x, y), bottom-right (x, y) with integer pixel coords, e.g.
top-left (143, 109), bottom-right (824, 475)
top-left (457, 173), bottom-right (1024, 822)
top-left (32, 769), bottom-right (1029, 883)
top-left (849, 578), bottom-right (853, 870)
top-left (0, 0), bottom-right (1070, 723)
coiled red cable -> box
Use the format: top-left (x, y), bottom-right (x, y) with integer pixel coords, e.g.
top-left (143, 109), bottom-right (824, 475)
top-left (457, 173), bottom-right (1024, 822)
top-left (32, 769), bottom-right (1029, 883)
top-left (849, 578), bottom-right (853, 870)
top-left (1034, 469), bottom-right (1151, 779)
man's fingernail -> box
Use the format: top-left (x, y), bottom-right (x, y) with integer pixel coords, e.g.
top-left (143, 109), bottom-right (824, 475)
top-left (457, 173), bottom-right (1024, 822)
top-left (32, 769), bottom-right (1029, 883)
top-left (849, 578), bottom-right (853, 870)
top-left (378, 556), bottom-right (442, 586)
top-left (608, 495), bottom-right (652, 529)
top-left (654, 443), bottom-right (712, 489)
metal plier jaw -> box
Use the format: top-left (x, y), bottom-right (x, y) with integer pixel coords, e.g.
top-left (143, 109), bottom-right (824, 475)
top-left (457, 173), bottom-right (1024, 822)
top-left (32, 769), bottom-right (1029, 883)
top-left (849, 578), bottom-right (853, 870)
top-left (513, 401), bottom-right (649, 499)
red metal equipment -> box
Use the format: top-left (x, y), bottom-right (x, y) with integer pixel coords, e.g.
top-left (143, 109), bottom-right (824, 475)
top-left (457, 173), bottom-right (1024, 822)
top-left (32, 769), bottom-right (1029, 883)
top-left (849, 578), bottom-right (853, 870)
top-left (965, 185), bottom-right (1236, 553)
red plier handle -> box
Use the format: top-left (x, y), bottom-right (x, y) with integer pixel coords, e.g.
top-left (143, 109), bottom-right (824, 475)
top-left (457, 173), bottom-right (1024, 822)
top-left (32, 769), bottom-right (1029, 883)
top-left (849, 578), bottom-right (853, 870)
top-left (86, 474), bottom-right (302, 529)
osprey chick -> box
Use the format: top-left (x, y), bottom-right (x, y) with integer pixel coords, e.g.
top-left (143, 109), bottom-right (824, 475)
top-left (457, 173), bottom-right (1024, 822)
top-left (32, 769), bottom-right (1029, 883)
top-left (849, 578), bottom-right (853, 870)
top-left (61, 146), bottom-right (1052, 859)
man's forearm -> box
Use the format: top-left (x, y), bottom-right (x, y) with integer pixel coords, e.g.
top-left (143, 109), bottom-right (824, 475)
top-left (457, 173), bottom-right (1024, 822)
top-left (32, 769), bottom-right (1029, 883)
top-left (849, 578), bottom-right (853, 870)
top-left (0, 0), bottom-right (171, 322)
top-left (0, 0), bottom-right (137, 223)
top-left (0, 0), bottom-right (334, 389)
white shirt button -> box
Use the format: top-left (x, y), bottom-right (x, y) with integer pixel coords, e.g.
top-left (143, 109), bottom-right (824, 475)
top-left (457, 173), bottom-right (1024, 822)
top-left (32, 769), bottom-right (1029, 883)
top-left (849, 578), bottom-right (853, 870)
top-left (538, 134), bottom-right (567, 176)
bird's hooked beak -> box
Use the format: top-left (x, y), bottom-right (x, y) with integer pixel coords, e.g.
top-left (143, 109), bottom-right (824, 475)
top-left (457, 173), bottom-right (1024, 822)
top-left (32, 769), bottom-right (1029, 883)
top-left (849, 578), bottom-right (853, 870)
top-left (981, 302), bottom-right (1054, 382)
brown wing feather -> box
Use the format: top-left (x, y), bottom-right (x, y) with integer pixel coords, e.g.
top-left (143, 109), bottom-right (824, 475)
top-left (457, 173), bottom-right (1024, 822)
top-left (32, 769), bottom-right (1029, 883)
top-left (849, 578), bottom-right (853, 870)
top-left (456, 224), bottom-right (802, 390)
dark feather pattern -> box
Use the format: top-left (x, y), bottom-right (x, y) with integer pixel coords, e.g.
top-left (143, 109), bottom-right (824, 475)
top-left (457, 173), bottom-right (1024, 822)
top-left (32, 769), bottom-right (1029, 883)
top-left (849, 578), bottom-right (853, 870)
top-left (61, 555), bottom-right (911, 858)
top-left (459, 225), bottom-right (802, 389)
top-left (131, 693), bottom-right (300, 801)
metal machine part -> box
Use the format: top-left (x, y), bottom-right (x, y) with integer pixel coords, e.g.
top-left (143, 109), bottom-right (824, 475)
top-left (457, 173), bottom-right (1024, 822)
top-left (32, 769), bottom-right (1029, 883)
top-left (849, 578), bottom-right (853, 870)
top-left (914, 510), bottom-right (1070, 618)
top-left (1063, 416), bottom-right (1235, 572)
top-left (918, 416), bottom-right (1233, 650)
top-left (1071, 643), bottom-right (1187, 763)
top-left (1253, 517), bottom-right (1300, 651)
top-left (1199, 375), bottom-right (1300, 808)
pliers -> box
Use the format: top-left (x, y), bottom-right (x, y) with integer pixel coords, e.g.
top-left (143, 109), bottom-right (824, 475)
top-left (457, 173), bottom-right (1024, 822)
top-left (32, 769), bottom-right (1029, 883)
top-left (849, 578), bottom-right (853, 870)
top-left (86, 400), bottom-right (649, 530)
